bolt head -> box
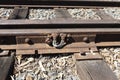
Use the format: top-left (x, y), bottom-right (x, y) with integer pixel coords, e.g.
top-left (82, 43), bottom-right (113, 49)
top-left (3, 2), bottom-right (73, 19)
top-left (83, 37), bottom-right (88, 42)
top-left (25, 38), bottom-right (30, 43)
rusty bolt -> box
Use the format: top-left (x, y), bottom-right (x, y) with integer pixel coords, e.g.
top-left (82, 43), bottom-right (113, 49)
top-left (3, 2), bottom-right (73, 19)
top-left (67, 34), bottom-right (71, 37)
top-left (83, 37), bottom-right (89, 42)
top-left (25, 38), bottom-right (30, 43)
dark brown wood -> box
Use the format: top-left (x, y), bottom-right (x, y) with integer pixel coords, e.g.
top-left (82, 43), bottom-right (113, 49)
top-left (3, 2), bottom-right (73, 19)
top-left (55, 8), bottom-right (72, 19)
top-left (76, 60), bottom-right (118, 80)
top-left (8, 6), bottom-right (28, 19)
top-left (0, 54), bottom-right (14, 80)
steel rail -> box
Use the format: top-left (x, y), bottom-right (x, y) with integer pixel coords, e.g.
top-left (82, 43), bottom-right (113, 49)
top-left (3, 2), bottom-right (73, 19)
top-left (0, 5), bottom-right (119, 8)
top-left (0, 19), bottom-right (119, 25)
top-left (0, 28), bottom-right (119, 36)
top-left (0, 0), bottom-right (120, 7)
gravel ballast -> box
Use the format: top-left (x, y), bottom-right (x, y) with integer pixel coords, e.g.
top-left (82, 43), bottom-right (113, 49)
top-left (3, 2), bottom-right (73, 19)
top-left (11, 54), bottom-right (80, 80)
top-left (0, 8), bottom-right (13, 19)
top-left (67, 8), bottom-right (101, 20)
top-left (99, 48), bottom-right (120, 79)
top-left (28, 9), bottom-right (56, 20)
top-left (103, 7), bottom-right (120, 20)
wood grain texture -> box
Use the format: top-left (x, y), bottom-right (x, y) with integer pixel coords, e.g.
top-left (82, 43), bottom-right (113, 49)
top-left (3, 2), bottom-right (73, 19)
top-left (8, 7), bottom-right (28, 19)
top-left (76, 60), bottom-right (118, 80)
top-left (55, 8), bottom-right (72, 19)
top-left (0, 55), bottom-right (14, 80)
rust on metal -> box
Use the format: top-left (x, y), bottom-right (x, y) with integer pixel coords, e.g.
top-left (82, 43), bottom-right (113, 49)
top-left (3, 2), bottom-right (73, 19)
top-left (8, 6), bottom-right (28, 19)
top-left (45, 33), bottom-right (70, 48)
top-left (0, 0), bottom-right (120, 7)
top-left (74, 52), bottom-right (102, 60)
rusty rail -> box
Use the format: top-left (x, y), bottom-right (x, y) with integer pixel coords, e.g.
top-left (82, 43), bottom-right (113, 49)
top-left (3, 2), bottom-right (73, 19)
top-left (0, 5), bottom-right (119, 55)
top-left (0, 0), bottom-right (120, 7)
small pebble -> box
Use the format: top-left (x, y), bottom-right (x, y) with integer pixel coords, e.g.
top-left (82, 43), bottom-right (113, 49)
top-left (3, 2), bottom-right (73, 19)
top-left (26, 74), bottom-right (33, 80)
top-left (0, 8), bottom-right (13, 19)
top-left (11, 54), bottom-right (80, 80)
top-left (99, 48), bottom-right (120, 79)
top-left (28, 9), bottom-right (56, 20)
top-left (103, 7), bottom-right (120, 20)
top-left (67, 8), bottom-right (101, 20)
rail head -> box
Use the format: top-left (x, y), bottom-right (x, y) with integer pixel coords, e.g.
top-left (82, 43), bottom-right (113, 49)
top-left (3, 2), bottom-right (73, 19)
top-left (0, 0), bottom-right (120, 7)
top-left (0, 28), bottom-right (119, 36)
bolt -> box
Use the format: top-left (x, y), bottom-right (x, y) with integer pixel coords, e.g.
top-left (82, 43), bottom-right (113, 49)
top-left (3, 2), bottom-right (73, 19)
top-left (67, 34), bottom-right (71, 37)
top-left (25, 38), bottom-right (30, 43)
top-left (83, 37), bottom-right (89, 43)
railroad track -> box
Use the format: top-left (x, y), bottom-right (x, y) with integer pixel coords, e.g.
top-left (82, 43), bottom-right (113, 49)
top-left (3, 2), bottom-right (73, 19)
top-left (0, 0), bottom-right (120, 80)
